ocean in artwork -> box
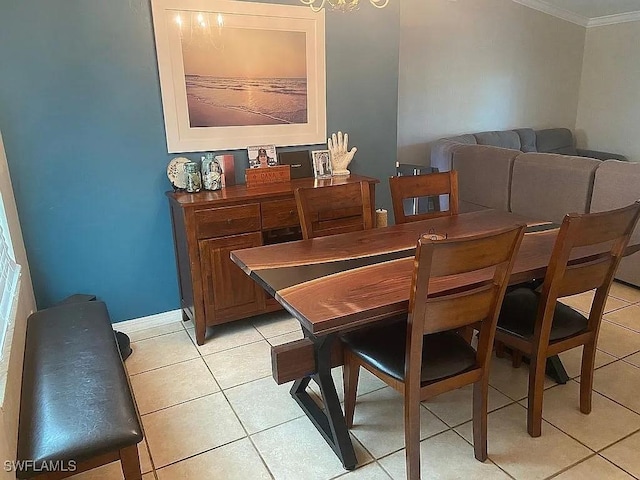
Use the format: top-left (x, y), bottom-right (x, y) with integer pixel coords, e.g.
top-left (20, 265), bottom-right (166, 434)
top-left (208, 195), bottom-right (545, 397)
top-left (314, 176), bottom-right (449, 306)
top-left (185, 74), bottom-right (308, 127)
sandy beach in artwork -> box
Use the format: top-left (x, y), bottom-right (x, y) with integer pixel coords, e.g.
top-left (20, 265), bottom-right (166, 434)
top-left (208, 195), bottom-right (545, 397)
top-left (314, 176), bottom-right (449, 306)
top-left (185, 75), bottom-right (307, 128)
top-left (187, 95), bottom-right (285, 127)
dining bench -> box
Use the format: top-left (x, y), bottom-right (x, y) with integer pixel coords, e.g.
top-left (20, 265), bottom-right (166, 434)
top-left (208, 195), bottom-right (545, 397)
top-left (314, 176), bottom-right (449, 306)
top-left (15, 300), bottom-right (143, 479)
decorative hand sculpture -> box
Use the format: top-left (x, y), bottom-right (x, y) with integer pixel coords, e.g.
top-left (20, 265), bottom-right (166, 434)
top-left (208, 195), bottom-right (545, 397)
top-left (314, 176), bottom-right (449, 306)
top-left (328, 131), bottom-right (357, 176)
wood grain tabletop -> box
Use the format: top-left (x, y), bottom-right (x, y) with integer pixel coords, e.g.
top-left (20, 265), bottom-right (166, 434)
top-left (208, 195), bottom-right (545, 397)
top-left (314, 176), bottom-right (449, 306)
top-left (231, 209), bottom-right (633, 336)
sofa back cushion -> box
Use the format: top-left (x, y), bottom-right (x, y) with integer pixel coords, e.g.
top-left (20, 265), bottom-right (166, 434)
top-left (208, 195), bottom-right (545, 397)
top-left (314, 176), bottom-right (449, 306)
top-left (430, 135), bottom-right (478, 173)
top-left (514, 128), bottom-right (537, 152)
top-left (451, 144), bottom-right (518, 211)
top-left (474, 130), bottom-right (521, 151)
top-left (447, 134), bottom-right (478, 145)
top-left (590, 160), bottom-right (640, 286)
top-left (535, 128), bottom-right (577, 155)
top-left (510, 153), bottom-right (600, 223)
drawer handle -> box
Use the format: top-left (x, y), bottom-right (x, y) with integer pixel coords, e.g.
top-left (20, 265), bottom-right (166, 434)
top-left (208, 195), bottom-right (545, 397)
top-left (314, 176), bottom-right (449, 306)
top-left (289, 210), bottom-right (295, 215)
top-left (227, 219), bottom-right (232, 224)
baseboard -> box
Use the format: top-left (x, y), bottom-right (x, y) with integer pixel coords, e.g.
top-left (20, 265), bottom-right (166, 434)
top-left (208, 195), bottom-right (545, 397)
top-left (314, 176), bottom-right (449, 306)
top-left (114, 309), bottom-right (183, 335)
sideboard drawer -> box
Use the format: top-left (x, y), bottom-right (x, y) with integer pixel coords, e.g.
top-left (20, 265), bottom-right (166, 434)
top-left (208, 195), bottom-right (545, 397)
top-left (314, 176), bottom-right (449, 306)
top-left (262, 198), bottom-right (300, 229)
top-left (195, 204), bottom-right (261, 239)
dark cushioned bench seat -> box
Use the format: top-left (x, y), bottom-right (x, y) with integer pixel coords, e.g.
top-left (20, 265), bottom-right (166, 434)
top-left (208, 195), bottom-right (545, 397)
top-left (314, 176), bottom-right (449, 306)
top-left (16, 301), bottom-right (143, 479)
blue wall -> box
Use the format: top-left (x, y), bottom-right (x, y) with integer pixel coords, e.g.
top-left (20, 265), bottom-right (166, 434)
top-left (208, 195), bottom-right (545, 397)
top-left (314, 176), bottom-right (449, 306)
top-left (0, 0), bottom-right (399, 322)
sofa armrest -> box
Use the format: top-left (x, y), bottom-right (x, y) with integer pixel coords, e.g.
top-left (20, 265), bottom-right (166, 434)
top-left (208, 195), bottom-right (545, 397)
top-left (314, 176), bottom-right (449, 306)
top-left (576, 148), bottom-right (628, 161)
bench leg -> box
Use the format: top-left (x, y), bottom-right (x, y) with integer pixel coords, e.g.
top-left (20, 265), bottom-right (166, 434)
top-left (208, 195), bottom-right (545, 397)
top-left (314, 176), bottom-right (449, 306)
top-left (120, 444), bottom-right (142, 480)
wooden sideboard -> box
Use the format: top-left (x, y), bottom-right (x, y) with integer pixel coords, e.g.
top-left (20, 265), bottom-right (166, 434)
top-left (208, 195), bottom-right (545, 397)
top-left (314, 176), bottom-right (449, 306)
top-left (167, 174), bottom-right (379, 345)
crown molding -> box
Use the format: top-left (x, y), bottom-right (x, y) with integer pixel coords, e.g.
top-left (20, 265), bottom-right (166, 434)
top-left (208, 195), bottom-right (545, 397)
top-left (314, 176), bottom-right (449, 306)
top-left (588, 11), bottom-right (640, 27)
top-left (512, 0), bottom-right (588, 26)
top-left (513, 0), bottom-right (640, 28)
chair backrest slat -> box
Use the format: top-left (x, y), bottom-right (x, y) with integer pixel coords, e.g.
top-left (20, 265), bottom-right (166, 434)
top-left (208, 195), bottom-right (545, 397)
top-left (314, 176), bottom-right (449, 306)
top-left (408, 224), bottom-right (525, 356)
top-left (556, 258), bottom-right (611, 298)
top-left (422, 283), bottom-right (496, 334)
top-left (295, 181), bottom-right (373, 239)
top-left (570, 204), bottom-right (640, 248)
top-left (429, 227), bottom-right (524, 277)
top-left (390, 171), bottom-right (459, 224)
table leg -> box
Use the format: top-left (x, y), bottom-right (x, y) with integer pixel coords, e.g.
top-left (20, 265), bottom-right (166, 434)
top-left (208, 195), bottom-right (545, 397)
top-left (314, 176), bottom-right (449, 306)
top-left (519, 354), bottom-right (570, 384)
top-left (289, 334), bottom-right (357, 470)
top-left (546, 355), bottom-right (570, 384)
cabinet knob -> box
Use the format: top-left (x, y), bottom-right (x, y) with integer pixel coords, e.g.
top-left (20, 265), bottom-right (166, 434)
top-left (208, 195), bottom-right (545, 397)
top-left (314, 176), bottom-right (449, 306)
top-left (227, 219), bottom-right (232, 224)
top-left (289, 210), bottom-right (295, 216)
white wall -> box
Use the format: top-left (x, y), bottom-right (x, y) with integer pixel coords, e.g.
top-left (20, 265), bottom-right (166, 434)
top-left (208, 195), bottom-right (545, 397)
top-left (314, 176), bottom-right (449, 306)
top-left (0, 131), bottom-right (36, 479)
top-left (397, 0), bottom-right (586, 165)
top-left (575, 21), bottom-right (640, 162)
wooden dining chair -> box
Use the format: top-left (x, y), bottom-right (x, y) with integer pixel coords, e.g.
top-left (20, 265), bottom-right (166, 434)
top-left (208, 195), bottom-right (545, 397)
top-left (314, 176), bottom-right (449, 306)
top-left (294, 181), bottom-right (373, 239)
top-left (389, 170), bottom-right (459, 224)
top-left (496, 201), bottom-right (640, 437)
top-left (341, 224), bottom-right (526, 480)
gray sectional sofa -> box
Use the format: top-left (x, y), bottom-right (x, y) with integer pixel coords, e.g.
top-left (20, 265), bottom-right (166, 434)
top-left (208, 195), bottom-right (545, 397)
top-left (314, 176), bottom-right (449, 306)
top-left (439, 143), bottom-right (640, 287)
top-left (431, 127), bottom-right (627, 174)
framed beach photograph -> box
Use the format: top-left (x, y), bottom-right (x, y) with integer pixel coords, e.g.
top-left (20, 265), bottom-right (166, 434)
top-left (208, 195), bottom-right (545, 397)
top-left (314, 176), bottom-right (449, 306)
top-left (247, 144), bottom-right (278, 168)
top-left (151, 0), bottom-right (327, 152)
top-left (312, 150), bottom-right (332, 179)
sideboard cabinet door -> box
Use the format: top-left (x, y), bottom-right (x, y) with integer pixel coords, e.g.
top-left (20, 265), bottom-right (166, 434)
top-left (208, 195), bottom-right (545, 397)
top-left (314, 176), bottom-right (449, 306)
top-left (199, 232), bottom-right (265, 324)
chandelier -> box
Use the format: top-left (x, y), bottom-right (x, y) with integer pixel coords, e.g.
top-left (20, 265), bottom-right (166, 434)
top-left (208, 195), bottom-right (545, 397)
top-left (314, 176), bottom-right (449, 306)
top-left (300, 0), bottom-right (389, 12)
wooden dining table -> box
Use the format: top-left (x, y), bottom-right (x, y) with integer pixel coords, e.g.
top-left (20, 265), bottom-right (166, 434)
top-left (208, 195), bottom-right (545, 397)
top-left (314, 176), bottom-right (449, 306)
top-left (230, 209), bottom-right (636, 470)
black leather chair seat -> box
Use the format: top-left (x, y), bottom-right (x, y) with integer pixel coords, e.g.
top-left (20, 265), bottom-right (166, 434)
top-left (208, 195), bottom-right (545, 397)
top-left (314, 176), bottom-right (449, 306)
top-left (497, 287), bottom-right (588, 342)
top-left (342, 320), bottom-right (477, 385)
top-left (17, 301), bottom-right (143, 478)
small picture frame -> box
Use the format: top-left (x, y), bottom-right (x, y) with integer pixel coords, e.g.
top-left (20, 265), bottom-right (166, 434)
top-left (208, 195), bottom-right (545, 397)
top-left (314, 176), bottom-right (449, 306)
top-left (248, 145), bottom-right (278, 169)
top-left (312, 150), bottom-right (332, 179)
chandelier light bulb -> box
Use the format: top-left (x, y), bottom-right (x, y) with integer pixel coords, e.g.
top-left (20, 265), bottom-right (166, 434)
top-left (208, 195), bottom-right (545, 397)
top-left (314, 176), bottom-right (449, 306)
top-left (300, 0), bottom-right (389, 12)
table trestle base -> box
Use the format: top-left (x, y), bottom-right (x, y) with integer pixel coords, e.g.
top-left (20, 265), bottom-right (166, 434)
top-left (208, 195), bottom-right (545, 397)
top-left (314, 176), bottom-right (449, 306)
top-left (290, 334), bottom-right (357, 470)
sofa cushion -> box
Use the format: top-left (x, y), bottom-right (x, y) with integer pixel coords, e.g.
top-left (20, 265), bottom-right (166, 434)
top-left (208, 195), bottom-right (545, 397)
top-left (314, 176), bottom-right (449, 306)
top-left (591, 160), bottom-right (640, 215)
top-left (536, 128), bottom-right (577, 155)
top-left (590, 160), bottom-right (640, 287)
top-left (576, 148), bottom-right (627, 162)
top-left (451, 144), bottom-right (519, 211)
top-left (514, 128), bottom-right (537, 152)
top-left (430, 136), bottom-right (478, 173)
top-left (474, 130), bottom-right (521, 150)
top-left (510, 153), bottom-right (600, 223)
top-left (447, 134), bottom-right (478, 145)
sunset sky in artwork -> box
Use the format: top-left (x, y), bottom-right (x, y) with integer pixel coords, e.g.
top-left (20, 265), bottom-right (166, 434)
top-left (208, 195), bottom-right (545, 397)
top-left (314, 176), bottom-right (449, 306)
top-left (180, 15), bottom-right (307, 79)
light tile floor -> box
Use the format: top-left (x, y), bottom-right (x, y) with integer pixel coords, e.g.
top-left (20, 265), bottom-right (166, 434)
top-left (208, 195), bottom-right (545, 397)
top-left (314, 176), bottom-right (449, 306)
top-left (70, 281), bottom-right (640, 480)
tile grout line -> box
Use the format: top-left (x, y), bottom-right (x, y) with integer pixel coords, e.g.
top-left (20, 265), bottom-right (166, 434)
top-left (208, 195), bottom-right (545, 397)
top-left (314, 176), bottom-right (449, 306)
top-left (151, 438), bottom-right (261, 476)
top-left (542, 452), bottom-right (600, 480)
top-left (449, 427), bottom-right (518, 480)
top-left (192, 325), bottom-right (280, 480)
top-left (151, 331), bottom-right (276, 478)
top-left (595, 451), bottom-right (640, 479)
top-left (128, 355), bottom-right (206, 378)
top-left (595, 427), bottom-right (640, 455)
top-left (144, 320), bottom-right (250, 478)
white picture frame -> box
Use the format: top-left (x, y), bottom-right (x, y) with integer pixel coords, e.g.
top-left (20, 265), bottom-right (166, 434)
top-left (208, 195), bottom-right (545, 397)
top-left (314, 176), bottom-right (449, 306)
top-left (151, 0), bottom-right (327, 153)
top-left (312, 149), bottom-right (332, 179)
